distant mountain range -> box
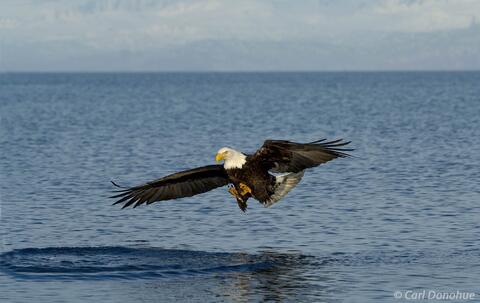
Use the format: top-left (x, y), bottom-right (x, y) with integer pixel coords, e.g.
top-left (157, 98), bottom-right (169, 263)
top-left (3, 23), bottom-right (479, 71)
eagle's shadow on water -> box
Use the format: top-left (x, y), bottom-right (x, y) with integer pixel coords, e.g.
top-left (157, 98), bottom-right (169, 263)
top-left (0, 246), bottom-right (327, 301)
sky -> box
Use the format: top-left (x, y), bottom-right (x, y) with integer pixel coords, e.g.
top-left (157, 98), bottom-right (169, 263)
top-left (0, 0), bottom-right (479, 71)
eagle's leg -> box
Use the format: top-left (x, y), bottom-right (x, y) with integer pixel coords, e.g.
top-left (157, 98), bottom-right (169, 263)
top-left (228, 185), bottom-right (240, 198)
top-left (238, 183), bottom-right (252, 196)
top-left (228, 185), bottom-right (248, 212)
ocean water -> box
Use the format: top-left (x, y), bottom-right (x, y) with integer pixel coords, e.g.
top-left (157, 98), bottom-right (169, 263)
top-left (0, 72), bottom-right (479, 302)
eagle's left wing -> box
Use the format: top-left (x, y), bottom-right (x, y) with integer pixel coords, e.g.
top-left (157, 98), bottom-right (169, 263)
top-left (251, 139), bottom-right (352, 173)
top-left (110, 165), bottom-right (229, 208)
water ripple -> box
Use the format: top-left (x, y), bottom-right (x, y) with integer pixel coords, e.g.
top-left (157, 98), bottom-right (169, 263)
top-left (0, 246), bottom-right (311, 281)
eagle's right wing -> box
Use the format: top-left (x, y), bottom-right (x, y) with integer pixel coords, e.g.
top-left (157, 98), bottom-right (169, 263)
top-left (110, 165), bottom-right (229, 208)
top-left (251, 139), bottom-right (352, 173)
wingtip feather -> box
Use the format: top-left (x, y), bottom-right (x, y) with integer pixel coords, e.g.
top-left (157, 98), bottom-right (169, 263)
top-left (111, 180), bottom-right (125, 188)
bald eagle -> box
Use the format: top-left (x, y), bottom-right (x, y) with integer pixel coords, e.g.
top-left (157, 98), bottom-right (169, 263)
top-left (111, 139), bottom-right (352, 211)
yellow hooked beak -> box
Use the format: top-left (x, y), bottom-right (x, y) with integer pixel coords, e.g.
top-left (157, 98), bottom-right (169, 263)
top-left (215, 152), bottom-right (225, 162)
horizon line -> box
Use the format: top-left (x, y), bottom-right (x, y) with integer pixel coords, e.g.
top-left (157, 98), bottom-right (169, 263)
top-left (1, 69), bottom-right (480, 74)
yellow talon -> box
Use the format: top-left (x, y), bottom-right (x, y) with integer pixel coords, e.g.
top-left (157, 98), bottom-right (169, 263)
top-left (228, 185), bottom-right (239, 197)
top-left (228, 184), bottom-right (250, 212)
top-left (239, 183), bottom-right (252, 196)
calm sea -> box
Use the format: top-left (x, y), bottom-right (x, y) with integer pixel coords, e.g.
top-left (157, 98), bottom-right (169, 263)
top-left (1, 72), bottom-right (479, 302)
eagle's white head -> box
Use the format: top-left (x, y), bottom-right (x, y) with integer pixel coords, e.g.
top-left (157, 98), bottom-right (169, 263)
top-left (215, 147), bottom-right (247, 169)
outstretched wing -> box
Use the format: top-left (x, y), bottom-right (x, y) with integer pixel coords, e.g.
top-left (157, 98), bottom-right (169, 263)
top-left (251, 139), bottom-right (352, 173)
top-left (110, 165), bottom-right (229, 209)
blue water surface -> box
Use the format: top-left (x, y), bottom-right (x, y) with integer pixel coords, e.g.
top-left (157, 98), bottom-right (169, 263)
top-left (1, 72), bottom-right (479, 302)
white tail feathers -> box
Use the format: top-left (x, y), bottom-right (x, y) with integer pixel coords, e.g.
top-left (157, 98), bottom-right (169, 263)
top-left (265, 171), bottom-right (304, 207)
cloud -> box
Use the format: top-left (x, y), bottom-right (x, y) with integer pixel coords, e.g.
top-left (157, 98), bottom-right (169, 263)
top-left (371, 0), bottom-right (480, 31)
top-left (156, 0), bottom-right (221, 18)
top-left (0, 18), bottom-right (17, 29)
top-left (1, 0), bottom-right (479, 70)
